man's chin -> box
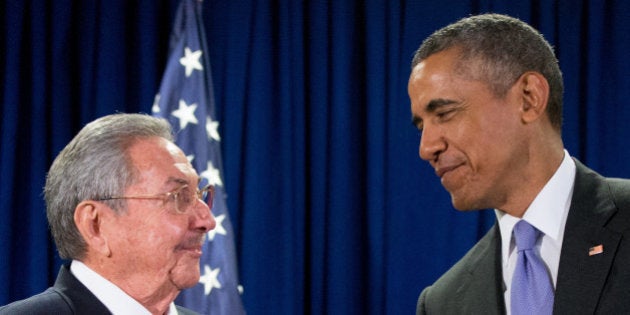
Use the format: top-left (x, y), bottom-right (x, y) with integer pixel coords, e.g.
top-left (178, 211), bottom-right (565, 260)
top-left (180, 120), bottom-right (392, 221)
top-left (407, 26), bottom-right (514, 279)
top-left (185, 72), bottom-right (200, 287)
top-left (171, 263), bottom-right (201, 289)
top-left (174, 274), bottom-right (201, 290)
top-left (450, 193), bottom-right (479, 211)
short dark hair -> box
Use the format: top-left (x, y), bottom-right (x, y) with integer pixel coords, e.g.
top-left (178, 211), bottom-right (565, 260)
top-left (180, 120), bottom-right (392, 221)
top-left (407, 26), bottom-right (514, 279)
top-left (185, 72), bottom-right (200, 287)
top-left (412, 13), bottom-right (563, 132)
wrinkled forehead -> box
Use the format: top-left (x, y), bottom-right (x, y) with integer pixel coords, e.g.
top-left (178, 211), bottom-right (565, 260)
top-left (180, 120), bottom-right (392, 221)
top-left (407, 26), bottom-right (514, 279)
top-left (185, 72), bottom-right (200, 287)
top-left (409, 49), bottom-right (459, 91)
top-left (127, 137), bottom-right (200, 188)
top-left (409, 51), bottom-right (495, 103)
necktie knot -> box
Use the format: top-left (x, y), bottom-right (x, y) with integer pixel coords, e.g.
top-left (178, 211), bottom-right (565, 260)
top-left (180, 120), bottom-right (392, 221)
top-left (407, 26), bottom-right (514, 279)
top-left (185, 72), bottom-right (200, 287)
top-left (513, 220), bottom-right (539, 251)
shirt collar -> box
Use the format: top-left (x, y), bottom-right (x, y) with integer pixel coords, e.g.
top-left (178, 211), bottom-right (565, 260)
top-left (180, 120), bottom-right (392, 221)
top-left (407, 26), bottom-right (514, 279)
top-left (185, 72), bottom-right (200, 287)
top-left (71, 260), bottom-right (179, 315)
top-left (496, 150), bottom-right (576, 260)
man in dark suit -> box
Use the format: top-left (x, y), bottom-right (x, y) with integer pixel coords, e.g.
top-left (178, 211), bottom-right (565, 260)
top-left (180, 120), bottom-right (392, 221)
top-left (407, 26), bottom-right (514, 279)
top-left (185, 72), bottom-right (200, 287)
top-left (0, 114), bottom-right (216, 314)
top-left (408, 14), bottom-right (630, 314)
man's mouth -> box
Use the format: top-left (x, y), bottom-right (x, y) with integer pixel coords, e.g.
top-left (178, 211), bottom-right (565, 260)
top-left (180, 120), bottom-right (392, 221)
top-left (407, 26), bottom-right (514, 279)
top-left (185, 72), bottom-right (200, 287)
top-left (177, 236), bottom-right (205, 257)
top-left (435, 163), bottom-right (462, 178)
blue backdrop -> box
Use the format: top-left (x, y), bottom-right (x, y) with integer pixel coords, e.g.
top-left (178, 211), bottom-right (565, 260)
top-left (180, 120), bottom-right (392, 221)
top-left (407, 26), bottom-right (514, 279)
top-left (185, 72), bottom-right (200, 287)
top-left (2, 1), bottom-right (630, 314)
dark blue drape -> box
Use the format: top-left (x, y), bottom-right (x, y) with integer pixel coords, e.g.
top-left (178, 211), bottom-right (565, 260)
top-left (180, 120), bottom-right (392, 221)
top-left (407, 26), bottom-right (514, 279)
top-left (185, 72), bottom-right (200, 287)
top-left (2, 1), bottom-right (630, 314)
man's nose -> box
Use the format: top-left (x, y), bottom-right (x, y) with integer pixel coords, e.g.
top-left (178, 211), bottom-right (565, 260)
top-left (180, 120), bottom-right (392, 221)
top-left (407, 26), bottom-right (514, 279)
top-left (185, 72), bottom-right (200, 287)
top-left (419, 124), bottom-right (446, 161)
top-left (191, 199), bottom-right (216, 232)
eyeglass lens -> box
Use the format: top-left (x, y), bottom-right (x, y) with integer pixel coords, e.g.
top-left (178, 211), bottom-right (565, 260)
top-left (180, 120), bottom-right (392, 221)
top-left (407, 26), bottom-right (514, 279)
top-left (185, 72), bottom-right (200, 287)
top-left (174, 186), bottom-right (213, 213)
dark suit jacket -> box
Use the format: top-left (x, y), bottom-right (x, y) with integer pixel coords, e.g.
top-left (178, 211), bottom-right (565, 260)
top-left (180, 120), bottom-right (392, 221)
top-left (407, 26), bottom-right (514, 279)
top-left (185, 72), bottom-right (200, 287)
top-left (417, 160), bottom-right (630, 314)
top-left (0, 264), bottom-right (199, 315)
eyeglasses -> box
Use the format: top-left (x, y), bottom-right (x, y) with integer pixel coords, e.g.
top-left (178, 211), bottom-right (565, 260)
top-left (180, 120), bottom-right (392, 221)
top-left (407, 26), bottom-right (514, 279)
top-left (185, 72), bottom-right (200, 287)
top-left (96, 184), bottom-right (214, 214)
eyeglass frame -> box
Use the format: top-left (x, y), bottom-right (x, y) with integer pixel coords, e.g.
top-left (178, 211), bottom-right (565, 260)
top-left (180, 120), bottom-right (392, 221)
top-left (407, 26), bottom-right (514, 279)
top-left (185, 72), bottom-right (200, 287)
top-left (95, 184), bottom-right (214, 214)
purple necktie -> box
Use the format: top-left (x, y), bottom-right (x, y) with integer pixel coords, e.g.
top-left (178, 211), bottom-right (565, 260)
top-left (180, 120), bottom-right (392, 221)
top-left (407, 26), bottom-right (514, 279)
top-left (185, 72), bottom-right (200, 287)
top-left (511, 220), bottom-right (554, 315)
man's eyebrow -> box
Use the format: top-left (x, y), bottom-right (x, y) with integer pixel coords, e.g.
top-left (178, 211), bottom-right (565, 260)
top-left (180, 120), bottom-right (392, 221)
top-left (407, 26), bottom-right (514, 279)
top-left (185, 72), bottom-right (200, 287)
top-left (411, 98), bottom-right (460, 127)
top-left (166, 177), bottom-right (200, 187)
top-left (425, 98), bottom-right (459, 113)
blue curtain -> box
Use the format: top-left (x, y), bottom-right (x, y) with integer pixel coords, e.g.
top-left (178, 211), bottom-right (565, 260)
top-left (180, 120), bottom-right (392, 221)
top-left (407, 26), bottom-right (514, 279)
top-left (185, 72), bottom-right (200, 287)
top-left (2, 1), bottom-right (630, 314)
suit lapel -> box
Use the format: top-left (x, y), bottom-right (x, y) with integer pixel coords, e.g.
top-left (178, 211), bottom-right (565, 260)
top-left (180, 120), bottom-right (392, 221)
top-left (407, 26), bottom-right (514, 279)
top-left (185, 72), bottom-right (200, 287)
top-left (454, 224), bottom-right (506, 315)
top-left (554, 160), bottom-right (622, 314)
top-left (54, 265), bottom-right (113, 315)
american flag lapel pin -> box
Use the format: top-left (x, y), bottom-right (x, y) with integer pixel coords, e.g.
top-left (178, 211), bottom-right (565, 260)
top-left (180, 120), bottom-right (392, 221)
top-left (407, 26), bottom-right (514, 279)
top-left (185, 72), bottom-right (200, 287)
top-left (588, 244), bottom-right (604, 256)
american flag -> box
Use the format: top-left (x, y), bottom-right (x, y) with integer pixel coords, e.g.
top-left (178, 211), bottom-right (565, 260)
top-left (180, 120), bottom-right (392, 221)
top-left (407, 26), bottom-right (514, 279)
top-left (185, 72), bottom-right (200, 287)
top-left (152, 0), bottom-right (246, 314)
top-left (588, 244), bottom-right (604, 256)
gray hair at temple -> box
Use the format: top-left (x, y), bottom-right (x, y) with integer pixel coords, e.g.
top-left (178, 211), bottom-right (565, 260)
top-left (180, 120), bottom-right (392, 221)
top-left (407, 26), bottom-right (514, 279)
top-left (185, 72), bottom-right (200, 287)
top-left (411, 13), bottom-right (564, 132)
top-left (44, 113), bottom-right (173, 260)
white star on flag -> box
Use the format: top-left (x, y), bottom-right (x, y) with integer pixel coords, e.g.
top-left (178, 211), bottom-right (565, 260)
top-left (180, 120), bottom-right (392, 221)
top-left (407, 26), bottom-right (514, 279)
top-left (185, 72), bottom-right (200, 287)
top-left (206, 115), bottom-right (221, 141)
top-left (201, 161), bottom-right (223, 187)
top-left (186, 155), bottom-right (195, 164)
top-left (172, 100), bottom-right (198, 130)
top-left (207, 214), bottom-right (227, 241)
top-left (152, 94), bottom-right (161, 114)
top-left (199, 265), bottom-right (222, 295)
top-left (179, 47), bottom-right (203, 77)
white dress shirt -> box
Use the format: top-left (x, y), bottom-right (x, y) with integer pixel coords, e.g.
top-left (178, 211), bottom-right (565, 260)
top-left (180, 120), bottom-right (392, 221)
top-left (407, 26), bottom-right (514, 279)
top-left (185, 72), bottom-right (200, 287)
top-left (70, 260), bottom-right (179, 315)
top-left (496, 150), bottom-right (576, 314)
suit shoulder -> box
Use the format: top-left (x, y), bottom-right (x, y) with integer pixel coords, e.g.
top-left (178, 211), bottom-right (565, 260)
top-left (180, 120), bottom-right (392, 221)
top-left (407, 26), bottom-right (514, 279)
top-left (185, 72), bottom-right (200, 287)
top-left (431, 225), bottom-right (497, 288)
top-left (418, 225), bottom-right (500, 313)
top-left (575, 160), bottom-right (630, 205)
top-left (0, 288), bottom-right (74, 315)
top-left (606, 177), bottom-right (630, 203)
top-left (573, 161), bottom-right (630, 232)
top-left (605, 177), bottom-right (630, 232)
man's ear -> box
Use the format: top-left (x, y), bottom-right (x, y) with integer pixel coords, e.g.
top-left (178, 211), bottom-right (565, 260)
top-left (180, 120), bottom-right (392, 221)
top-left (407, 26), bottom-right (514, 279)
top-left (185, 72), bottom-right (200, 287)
top-left (74, 201), bottom-right (112, 257)
top-left (518, 71), bottom-right (550, 124)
